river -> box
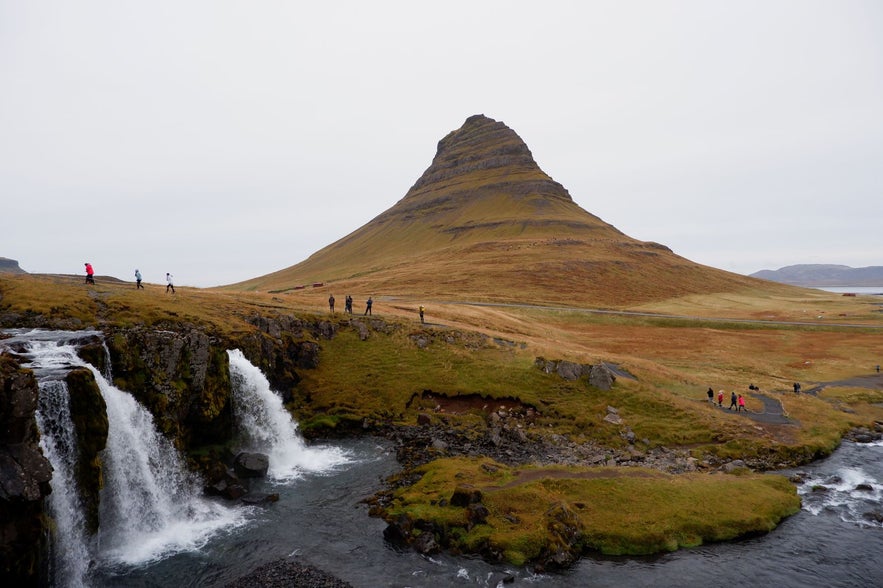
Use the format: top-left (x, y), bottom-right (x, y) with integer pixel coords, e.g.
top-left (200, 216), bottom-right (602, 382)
top-left (92, 438), bottom-right (883, 588)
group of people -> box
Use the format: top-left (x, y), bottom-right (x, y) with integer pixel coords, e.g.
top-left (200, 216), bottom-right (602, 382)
top-left (83, 264), bottom-right (175, 293)
top-left (327, 295), bottom-right (425, 323)
top-left (329, 294), bottom-right (368, 315)
top-left (706, 387), bottom-right (747, 411)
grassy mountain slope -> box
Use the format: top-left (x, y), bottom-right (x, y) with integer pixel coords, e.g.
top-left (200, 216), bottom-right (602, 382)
top-left (228, 115), bottom-right (780, 307)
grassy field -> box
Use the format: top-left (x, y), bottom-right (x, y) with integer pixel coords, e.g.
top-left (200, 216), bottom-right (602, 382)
top-left (4, 272), bottom-right (881, 461)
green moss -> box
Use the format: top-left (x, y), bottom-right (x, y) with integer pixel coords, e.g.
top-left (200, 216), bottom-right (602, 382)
top-left (380, 457), bottom-right (801, 564)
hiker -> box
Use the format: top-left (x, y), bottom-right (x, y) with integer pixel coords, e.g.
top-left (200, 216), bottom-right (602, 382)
top-left (345, 295), bottom-right (352, 314)
top-left (84, 263), bottom-right (95, 284)
top-left (135, 269), bottom-right (143, 289)
top-left (729, 391), bottom-right (737, 410)
top-left (876, 365), bottom-right (880, 374)
top-left (707, 387), bottom-right (714, 404)
top-left (364, 296), bottom-right (373, 316)
top-left (717, 390), bottom-right (723, 407)
top-left (737, 394), bottom-right (746, 412)
top-left (166, 273), bottom-right (175, 294)
top-left (329, 294), bottom-right (335, 314)
top-left (419, 305), bottom-right (425, 324)
top-left (793, 382), bottom-right (801, 395)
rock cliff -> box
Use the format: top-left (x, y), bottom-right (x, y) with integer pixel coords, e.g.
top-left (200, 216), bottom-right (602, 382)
top-left (0, 355), bottom-right (52, 586)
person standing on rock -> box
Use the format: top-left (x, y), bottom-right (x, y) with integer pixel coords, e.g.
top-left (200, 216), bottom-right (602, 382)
top-left (329, 294), bottom-right (335, 314)
top-left (729, 391), bottom-right (738, 410)
top-left (166, 272), bottom-right (175, 294)
top-left (364, 296), bottom-right (373, 316)
top-left (135, 269), bottom-right (144, 289)
top-left (84, 262), bottom-right (95, 284)
top-left (419, 305), bottom-right (425, 324)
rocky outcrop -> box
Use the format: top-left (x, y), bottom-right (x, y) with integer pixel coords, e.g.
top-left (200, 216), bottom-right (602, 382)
top-left (238, 314), bottom-right (337, 402)
top-left (534, 357), bottom-right (616, 390)
top-left (0, 355), bottom-right (52, 586)
top-left (106, 326), bottom-right (233, 448)
top-left (224, 559), bottom-right (353, 588)
top-left (64, 368), bottom-right (108, 535)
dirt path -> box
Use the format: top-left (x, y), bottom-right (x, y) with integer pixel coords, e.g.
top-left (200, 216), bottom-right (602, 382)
top-left (803, 372), bottom-right (883, 394)
top-left (710, 393), bottom-right (794, 425)
top-left (445, 300), bottom-right (883, 330)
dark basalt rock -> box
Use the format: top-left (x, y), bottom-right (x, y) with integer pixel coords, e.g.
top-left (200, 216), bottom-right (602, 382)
top-left (0, 355), bottom-right (53, 586)
top-left (65, 368), bottom-right (108, 535)
top-left (233, 452), bottom-right (269, 478)
top-left (240, 492), bottom-right (279, 505)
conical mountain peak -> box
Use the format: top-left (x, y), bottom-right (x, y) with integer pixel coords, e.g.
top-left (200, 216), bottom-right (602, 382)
top-left (233, 115), bottom-right (759, 306)
top-left (395, 114), bottom-right (573, 214)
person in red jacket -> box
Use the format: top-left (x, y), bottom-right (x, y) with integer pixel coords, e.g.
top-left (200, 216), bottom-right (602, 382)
top-left (737, 394), bottom-right (746, 412)
top-left (84, 263), bottom-right (95, 284)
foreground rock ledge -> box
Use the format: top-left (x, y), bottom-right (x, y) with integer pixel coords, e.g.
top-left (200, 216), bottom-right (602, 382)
top-left (225, 559), bottom-right (352, 588)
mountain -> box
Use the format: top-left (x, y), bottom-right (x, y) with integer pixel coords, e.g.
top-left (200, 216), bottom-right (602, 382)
top-left (0, 258), bottom-right (26, 274)
top-left (231, 115), bottom-right (771, 306)
top-left (751, 264), bottom-right (883, 287)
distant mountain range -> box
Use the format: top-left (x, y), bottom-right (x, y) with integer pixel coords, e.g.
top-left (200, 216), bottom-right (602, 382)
top-left (750, 264), bottom-right (883, 287)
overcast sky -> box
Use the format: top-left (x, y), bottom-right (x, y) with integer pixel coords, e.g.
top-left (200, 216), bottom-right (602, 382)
top-left (2, 1), bottom-right (881, 287)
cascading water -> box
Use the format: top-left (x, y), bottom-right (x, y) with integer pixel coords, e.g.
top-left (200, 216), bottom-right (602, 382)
top-left (795, 439), bottom-right (883, 525)
top-left (35, 379), bottom-right (92, 588)
top-left (2, 330), bottom-right (245, 587)
top-left (227, 349), bottom-right (350, 481)
top-left (95, 374), bottom-right (240, 567)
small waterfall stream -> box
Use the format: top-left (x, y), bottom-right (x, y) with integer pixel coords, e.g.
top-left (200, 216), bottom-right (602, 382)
top-left (227, 349), bottom-right (350, 481)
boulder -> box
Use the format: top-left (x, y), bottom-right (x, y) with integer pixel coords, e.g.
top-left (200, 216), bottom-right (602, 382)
top-left (412, 531), bottom-right (439, 554)
top-left (241, 492), bottom-right (280, 505)
top-left (589, 364), bottom-right (616, 390)
top-left (467, 503), bottom-right (490, 524)
top-left (233, 452), bottom-right (269, 478)
top-left (450, 484), bottom-right (482, 507)
top-left (556, 361), bottom-right (584, 381)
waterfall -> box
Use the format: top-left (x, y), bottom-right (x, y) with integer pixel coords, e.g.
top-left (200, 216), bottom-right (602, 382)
top-left (95, 375), bottom-right (240, 566)
top-left (35, 379), bottom-right (92, 588)
top-left (227, 349), bottom-right (350, 481)
top-left (3, 330), bottom-right (244, 587)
